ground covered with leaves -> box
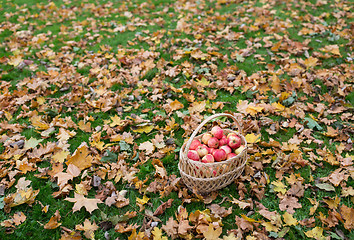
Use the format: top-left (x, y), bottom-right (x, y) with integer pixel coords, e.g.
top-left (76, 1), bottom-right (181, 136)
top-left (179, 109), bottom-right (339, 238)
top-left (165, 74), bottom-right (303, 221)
top-left (0, 0), bottom-right (353, 239)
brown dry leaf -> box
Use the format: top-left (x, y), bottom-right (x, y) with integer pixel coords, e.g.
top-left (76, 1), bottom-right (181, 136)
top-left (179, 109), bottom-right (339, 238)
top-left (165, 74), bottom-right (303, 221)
top-left (162, 217), bottom-right (178, 239)
top-left (44, 210), bottom-right (61, 229)
top-left (340, 205), bottom-right (354, 230)
top-left (154, 199), bottom-right (173, 216)
top-left (279, 196), bottom-right (302, 214)
top-left (138, 141), bottom-right (155, 155)
top-left (54, 164), bottom-right (81, 188)
top-left (76, 219), bottom-right (99, 240)
top-left (230, 197), bottom-right (251, 209)
top-left (1, 212), bottom-right (26, 228)
top-left (66, 142), bottom-right (93, 170)
top-left (65, 193), bottom-right (102, 214)
top-left (235, 215), bottom-right (253, 232)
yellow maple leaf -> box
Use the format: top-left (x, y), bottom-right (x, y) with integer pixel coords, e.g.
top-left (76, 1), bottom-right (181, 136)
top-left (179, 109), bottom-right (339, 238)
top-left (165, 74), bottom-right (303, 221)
top-left (196, 77), bottom-right (210, 87)
top-left (8, 55), bottom-right (23, 66)
top-left (76, 219), bottom-right (99, 240)
top-left (245, 133), bottom-right (261, 144)
top-left (66, 142), bottom-right (93, 170)
top-left (52, 150), bottom-right (70, 163)
top-left (152, 227), bottom-right (168, 240)
top-left (304, 57), bottom-right (318, 69)
top-left (110, 115), bottom-right (124, 127)
top-left (132, 124), bottom-right (154, 134)
top-left (203, 224), bottom-right (222, 240)
top-left (305, 227), bottom-right (326, 240)
top-left (271, 180), bottom-right (287, 194)
top-left (283, 212), bottom-right (298, 226)
top-left (169, 99), bottom-right (184, 111)
top-left (241, 214), bottom-right (261, 223)
top-left (246, 105), bottom-right (264, 116)
top-left (271, 102), bottom-right (285, 112)
top-left (30, 115), bottom-right (50, 130)
top-left (136, 195), bottom-right (150, 205)
top-left (262, 222), bottom-right (279, 232)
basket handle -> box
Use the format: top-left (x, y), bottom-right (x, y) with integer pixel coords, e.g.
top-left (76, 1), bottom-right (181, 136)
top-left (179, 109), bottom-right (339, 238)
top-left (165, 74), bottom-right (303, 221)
top-left (184, 113), bottom-right (242, 155)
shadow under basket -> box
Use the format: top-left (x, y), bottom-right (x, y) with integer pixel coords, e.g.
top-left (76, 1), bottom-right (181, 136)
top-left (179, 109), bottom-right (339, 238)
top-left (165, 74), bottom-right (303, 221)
top-left (178, 114), bottom-right (248, 194)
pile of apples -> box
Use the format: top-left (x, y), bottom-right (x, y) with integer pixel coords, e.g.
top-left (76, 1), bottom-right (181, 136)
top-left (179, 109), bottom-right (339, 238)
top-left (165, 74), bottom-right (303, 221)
top-left (187, 126), bottom-right (245, 163)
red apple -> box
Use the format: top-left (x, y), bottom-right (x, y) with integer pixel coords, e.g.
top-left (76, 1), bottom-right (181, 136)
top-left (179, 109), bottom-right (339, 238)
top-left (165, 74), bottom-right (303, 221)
top-left (227, 133), bottom-right (237, 139)
top-left (187, 150), bottom-right (200, 161)
top-left (197, 145), bottom-right (209, 157)
top-left (209, 147), bottom-right (217, 156)
top-left (211, 126), bottom-right (224, 139)
top-left (235, 145), bottom-right (245, 155)
top-left (202, 133), bottom-right (213, 145)
top-left (228, 135), bottom-right (242, 149)
top-left (213, 149), bottom-right (226, 162)
top-left (207, 137), bottom-right (219, 148)
top-left (219, 136), bottom-right (228, 146)
top-left (202, 154), bottom-right (215, 163)
top-left (220, 145), bottom-right (232, 155)
top-left (189, 139), bottom-right (201, 150)
top-left (227, 153), bottom-right (237, 159)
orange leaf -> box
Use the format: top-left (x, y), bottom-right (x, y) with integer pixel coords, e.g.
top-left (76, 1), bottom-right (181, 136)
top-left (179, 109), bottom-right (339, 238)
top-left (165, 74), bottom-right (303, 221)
top-left (66, 142), bottom-right (93, 170)
top-left (44, 210), bottom-right (61, 229)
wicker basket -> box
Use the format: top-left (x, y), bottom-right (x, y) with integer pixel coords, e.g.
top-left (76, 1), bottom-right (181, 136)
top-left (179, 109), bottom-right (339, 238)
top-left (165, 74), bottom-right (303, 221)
top-left (178, 113), bottom-right (247, 194)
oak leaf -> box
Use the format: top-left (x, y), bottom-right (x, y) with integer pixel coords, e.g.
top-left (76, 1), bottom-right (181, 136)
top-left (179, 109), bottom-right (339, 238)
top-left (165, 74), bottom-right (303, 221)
top-left (65, 193), bottom-right (102, 214)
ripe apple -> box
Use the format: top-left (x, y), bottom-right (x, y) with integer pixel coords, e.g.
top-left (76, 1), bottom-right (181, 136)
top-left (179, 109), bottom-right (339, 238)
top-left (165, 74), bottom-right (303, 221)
top-left (219, 136), bottom-right (228, 146)
top-left (211, 126), bottom-right (224, 139)
top-left (189, 139), bottom-right (201, 150)
top-left (227, 153), bottom-right (237, 160)
top-left (228, 135), bottom-right (242, 149)
top-left (202, 133), bottom-right (213, 145)
top-left (187, 150), bottom-right (200, 161)
top-left (207, 137), bottom-right (219, 148)
top-left (197, 145), bottom-right (209, 157)
top-left (202, 154), bottom-right (215, 163)
top-left (213, 149), bottom-right (226, 162)
top-left (220, 145), bottom-right (232, 155)
top-left (235, 145), bottom-right (245, 155)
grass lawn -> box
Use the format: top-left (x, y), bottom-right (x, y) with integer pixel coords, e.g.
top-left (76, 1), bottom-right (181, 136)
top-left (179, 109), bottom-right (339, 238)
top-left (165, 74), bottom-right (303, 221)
top-left (0, 0), bottom-right (353, 239)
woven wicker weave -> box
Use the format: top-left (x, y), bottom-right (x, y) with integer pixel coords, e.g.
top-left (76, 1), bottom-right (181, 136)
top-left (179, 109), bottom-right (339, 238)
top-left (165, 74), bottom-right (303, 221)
top-left (178, 113), bottom-right (247, 194)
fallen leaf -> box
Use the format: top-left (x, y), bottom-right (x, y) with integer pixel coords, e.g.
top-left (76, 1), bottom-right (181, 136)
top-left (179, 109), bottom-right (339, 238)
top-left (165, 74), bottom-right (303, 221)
top-left (65, 193), bottom-right (102, 214)
top-left (203, 224), bottom-right (222, 240)
top-left (305, 226), bottom-right (326, 240)
top-left (44, 210), bottom-right (61, 229)
top-left (66, 142), bottom-right (93, 170)
top-left (76, 218), bottom-right (99, 240)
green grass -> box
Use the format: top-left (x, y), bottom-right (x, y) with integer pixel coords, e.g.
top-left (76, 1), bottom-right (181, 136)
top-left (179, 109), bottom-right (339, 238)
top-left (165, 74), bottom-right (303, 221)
top-left (0, 0), bottom-right (353, 239)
